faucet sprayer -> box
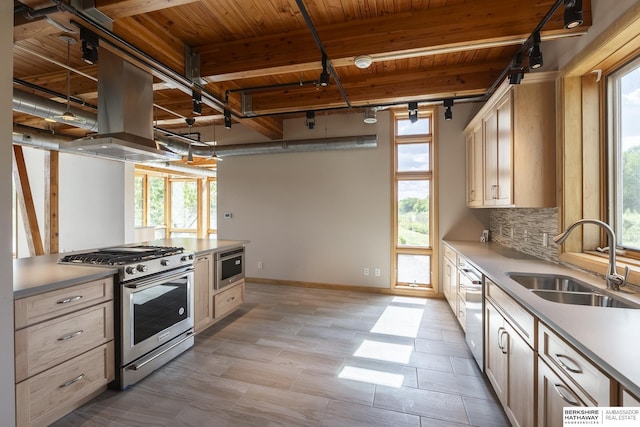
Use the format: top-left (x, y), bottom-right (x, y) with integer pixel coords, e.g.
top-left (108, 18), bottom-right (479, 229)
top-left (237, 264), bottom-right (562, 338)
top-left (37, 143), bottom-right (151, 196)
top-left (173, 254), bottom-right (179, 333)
top-left (554, 219), bottom-right (629, 291)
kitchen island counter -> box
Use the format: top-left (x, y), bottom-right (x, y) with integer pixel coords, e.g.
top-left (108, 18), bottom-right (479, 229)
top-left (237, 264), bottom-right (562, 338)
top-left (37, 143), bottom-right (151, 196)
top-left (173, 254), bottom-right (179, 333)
top-left (445, 240), bottom-right (640, 398)
top-left (13, 239), bottom-right (247, 299)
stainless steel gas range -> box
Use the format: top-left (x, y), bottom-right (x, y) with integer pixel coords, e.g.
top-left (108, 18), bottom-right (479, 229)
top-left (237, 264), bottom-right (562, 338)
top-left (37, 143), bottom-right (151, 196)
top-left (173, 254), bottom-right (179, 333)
top-left (59, 245), bottom-right (195, 389)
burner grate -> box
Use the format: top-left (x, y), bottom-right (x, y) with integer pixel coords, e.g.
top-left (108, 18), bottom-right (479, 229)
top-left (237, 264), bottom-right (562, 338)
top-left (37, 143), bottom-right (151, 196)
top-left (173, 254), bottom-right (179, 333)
top-left (59, 245), bottom-right (184, 266)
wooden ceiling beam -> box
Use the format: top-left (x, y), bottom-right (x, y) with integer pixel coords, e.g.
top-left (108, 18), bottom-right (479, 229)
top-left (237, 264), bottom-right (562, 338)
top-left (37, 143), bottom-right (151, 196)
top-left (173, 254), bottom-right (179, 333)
top-left (197, 0), bottom-right (590, 82)
top-left (245, 60), bottom-right (506, 115)
top-left (95, 0), bottom-right (200, 19)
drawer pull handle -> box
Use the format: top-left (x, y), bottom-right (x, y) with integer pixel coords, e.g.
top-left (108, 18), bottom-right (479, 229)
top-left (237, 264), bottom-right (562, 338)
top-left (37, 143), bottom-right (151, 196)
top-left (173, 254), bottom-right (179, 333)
top-left (57, 295), bottom-right (83, 304)
top-left (58, 330), bottom-right (84, 341)
top-left (553, 383), bottom-right (581, 406)
top-left (555, 353), bottom-right (583, 374)
top-left (60, 374), bottom-right (85, 388)
top-left (497, 327), bottom-right (508, 354)
top-left (227, 296), bottom-right (235, 302)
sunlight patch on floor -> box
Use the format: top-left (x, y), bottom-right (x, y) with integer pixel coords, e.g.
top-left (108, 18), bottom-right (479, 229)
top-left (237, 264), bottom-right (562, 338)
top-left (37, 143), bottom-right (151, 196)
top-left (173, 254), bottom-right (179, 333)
top-left (353, 340), bottom-right (413, 364)
top-left (391, 296), bottom-right (427, 305)
top-left (370, 306), bottom-right (424, 338)
top-left (338, 366), bottom-right (404, 388)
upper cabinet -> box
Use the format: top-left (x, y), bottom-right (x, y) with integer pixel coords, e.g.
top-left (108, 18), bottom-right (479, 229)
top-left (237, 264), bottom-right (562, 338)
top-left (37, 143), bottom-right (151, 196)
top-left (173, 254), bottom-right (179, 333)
top-left (465, 72), bottom-right (557, 208)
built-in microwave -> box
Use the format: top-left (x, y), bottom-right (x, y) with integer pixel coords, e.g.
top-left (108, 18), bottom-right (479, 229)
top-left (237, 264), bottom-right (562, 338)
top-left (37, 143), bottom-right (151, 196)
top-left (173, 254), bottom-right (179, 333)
top-left (215, 247), bottom-right (245, 289)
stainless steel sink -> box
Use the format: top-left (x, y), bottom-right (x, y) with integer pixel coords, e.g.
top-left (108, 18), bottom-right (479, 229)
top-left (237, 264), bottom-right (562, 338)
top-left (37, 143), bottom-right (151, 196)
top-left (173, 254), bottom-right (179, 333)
top-left (530, 289), bottom-right (639, 309)
top-left (507, 272), bottom-right (639, 309)
top-left (507, 273), bottom-right (594, 292)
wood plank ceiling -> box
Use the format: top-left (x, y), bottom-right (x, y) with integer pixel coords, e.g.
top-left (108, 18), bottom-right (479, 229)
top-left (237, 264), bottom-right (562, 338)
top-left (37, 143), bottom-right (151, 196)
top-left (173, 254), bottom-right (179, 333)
top-left (13, 0), bottom-right (592, 141)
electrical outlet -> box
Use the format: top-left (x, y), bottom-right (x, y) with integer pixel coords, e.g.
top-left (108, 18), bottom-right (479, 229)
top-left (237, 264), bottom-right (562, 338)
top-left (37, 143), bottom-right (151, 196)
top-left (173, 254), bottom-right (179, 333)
top-left (510, 227), bottom-right (515, 238)
top-left (374, 268), bottom-right (381, 277)
top-left (364, 268), bottom-right (369, 276)
top-left (523, 230), bottom-right (529, 242)
top-left (257, 261), bottom-right (263, 270)
top-left (542, 232), bottom-right (549, 247)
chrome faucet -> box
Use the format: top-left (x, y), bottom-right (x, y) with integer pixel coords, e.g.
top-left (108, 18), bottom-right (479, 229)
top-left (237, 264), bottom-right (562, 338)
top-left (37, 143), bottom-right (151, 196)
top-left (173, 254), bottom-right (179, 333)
top-left (554, 219), bottom-right (630, 291)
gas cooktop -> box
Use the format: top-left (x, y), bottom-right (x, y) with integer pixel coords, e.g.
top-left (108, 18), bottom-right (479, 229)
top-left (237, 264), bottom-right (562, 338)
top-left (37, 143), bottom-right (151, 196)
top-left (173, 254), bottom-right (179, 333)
top-left (59, 245), bottom-right (185, 266)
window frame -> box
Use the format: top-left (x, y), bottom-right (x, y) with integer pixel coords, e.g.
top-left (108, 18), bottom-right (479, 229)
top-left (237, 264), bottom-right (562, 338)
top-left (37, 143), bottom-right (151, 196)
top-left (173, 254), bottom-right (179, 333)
top-left (391, 108), bottom-right (439, 292)
top-left (558, 5), bottom-right (640, 284)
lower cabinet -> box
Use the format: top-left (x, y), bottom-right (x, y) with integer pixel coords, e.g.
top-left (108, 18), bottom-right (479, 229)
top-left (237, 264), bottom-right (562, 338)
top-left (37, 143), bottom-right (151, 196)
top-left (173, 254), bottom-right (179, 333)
top-left (485, 297), bottom-right (534, 427)
top-left (194, 253), bottom-right (214, 333)
top-left (193, 250), bottom-right (245, 333)
top-left (14, 277), bottom-right (115, 427)
top-left (537, 358), bottom-right (587, 427)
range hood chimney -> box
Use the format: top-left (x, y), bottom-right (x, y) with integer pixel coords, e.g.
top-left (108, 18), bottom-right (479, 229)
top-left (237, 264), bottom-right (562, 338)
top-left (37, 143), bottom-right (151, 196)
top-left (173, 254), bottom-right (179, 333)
top-left (59, 48), bottom-right (180, 162)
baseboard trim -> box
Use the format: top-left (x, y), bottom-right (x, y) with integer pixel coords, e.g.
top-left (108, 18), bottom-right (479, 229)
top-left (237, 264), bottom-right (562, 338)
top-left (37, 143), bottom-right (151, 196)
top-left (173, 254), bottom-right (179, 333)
top-left (246, 277), bottom-right (443, 298)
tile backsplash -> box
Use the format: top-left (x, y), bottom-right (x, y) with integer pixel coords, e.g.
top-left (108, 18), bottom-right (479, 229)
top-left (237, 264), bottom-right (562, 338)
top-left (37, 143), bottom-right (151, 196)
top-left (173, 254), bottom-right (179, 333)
top-left (489, 208), bottom-right (559, 262)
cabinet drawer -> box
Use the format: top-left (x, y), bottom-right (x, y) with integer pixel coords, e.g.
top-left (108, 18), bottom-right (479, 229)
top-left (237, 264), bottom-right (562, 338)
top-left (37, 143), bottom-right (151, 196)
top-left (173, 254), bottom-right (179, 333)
top-left (486, 279), bottom-right (535, 347)
top-left (15, 277), bottom-right (114, 329)
top-left (539, 322), bottom-right (612, 406)
top-left (621, 388), bottom-right (640, 406)
top-left (456, 294), bottom-right (466, 332)
top-left (214, 280), bottom-right (244, 319)
top-left (16, 342), bottom-right (114, 427)
top-left (15, 302), bottom-right (114, 382)
top-left (443, 244), bottom-right (457, 263)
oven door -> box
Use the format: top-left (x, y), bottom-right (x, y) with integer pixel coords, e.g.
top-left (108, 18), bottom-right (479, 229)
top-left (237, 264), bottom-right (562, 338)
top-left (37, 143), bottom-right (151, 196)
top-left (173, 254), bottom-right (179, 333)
top-left (121, 267), bottom-right (194, 366)
top-left (215, 248), bottom-right (245, 289)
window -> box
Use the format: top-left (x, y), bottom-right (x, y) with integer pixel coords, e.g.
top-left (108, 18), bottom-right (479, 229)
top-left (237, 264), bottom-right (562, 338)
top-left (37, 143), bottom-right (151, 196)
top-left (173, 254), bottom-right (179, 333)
top-left (392, 112), bottom-right (435, 289)
top-left (208, 179), bottom-right (218, 238)
top-left (169, 179), bottom-right (198, 237)
top-left (609, 57), bottom-right (640, 251)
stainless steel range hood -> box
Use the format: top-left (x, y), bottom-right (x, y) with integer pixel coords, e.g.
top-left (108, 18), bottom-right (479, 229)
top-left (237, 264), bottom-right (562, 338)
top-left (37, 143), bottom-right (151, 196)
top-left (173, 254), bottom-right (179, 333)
top-left (59, 48), bottom-right (180, 163)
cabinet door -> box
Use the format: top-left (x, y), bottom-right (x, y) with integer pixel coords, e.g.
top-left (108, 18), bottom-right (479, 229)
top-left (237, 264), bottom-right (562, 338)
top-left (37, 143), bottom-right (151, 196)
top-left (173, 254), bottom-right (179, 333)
top-left (485, 301), bottom-right (507, 402)
top-left (483, 109), bottom-right (499, 206)
top-left (538, 358), bottom-right (586, 427)
top-left (444, 257), bottom-right (457, 313)
top-left (505, 322), bottom-right (534, 427)
top-left (495, 94), bottom-right (512, 206)
top-left (466, 125), bottom-right (484, 207)
top-left (193, 253), bottom-right (214, 334)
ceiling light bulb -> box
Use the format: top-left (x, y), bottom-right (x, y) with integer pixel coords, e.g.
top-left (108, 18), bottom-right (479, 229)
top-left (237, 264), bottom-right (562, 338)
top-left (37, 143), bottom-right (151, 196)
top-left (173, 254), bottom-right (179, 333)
top-left (354, 55), bottom-right (373, 69)
top-left (564, 0), bottom-right (583, 29)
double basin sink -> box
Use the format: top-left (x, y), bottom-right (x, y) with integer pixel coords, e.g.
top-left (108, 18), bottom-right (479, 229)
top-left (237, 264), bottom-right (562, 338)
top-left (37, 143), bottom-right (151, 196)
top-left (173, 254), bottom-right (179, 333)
top-left (507, 273), bottom-right (639, 309)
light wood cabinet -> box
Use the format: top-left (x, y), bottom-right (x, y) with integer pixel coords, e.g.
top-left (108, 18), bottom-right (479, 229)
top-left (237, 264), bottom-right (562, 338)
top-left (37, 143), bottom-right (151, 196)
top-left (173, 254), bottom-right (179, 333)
top-left (442, 243), bottom-right (457, 314)
top-left (193, 253), bottom-right (214, 334)
top-left (193, 250), bottom-right (245, 333)
top-left (464, 72), bottom-right (557, 208)
top-left (485, 280), bottom-right (535, 427)
top-left (214, 279), bottom-right (244, 319)
top-left (14, 277), bottom-right (115, 427)
top-left (621, 388), bottom-right (640, 406)
top-left (466, 124), bottom-right (484, 206)
top-left (538, 357), bottom-right (587, 427)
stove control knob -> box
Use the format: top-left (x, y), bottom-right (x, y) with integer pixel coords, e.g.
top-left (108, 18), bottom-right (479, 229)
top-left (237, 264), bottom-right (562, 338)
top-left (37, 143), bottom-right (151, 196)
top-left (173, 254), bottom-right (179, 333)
top-left (136, 264), bottom-right (148, 273)
top-left (161, 259), bottom-right (170, 266)
top-left (125, 266), bottom-right (137, 275)
top-left (181, 255), bottom-right (193, 262)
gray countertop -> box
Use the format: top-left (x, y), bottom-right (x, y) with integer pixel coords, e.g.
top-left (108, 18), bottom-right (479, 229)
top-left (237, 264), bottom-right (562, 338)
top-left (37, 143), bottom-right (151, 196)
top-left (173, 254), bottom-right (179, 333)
top-left (13, 239), bottom-right (247, 299)
top-left (445, 240), bottom-right (640, 398)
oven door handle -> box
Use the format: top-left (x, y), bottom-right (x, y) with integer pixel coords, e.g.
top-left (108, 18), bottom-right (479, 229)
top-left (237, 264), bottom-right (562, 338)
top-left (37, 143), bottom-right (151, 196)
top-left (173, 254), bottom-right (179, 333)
top-left (128, 331), bottom-right (194, 371)
top-left (124, 267), bottom-right (194, 289)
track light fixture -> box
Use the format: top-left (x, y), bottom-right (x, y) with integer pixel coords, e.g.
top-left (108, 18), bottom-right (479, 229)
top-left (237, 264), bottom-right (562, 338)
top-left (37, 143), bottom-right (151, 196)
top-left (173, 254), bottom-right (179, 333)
top-left (224, 109), bottom-right (232, 129)
top-left (363, 107), bottom-right (377, 124)
top-left (185, 117), bottom-right (195, 163)
top-left (444, 99), bottom-right (453, 121)
top-left (305, 111), bottom-right (316, 129)
top-left (319, 53), bottom-right (330, 87)
top-left (408, 102), bottom-right (418, 123)
top-left (529, 31), bottom-right (544, 69)
top-left (509, 54), bottom-right (524, 85)
top-left (80, 28), bottom-right (99, 65)
top-left (192, 89), bottom-right (202, 115)
top-left (564, 0), bottom-right (583, 29)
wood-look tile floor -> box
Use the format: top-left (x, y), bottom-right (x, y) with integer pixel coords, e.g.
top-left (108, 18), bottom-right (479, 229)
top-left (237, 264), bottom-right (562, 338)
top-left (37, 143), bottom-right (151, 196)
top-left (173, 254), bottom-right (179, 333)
top-left (53, 283), bottom-right (510, 427)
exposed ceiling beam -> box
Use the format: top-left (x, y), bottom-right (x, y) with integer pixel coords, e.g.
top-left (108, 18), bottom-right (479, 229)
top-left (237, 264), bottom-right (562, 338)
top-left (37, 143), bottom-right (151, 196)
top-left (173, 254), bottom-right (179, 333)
top-left (95, 0), bottom-right (200, 19)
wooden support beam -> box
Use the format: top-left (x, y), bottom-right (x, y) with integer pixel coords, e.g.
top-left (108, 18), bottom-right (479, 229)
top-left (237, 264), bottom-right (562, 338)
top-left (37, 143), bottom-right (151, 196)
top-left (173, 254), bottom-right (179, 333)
top-left (12, 145), bottom-right (45, 257)
top-left (44, 150), bottom-right (59, 254)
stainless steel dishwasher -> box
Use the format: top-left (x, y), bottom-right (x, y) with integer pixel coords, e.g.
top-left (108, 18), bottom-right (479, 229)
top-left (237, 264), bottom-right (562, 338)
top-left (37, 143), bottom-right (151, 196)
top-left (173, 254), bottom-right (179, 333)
top-left (458, 257), bottom-right (484, 370)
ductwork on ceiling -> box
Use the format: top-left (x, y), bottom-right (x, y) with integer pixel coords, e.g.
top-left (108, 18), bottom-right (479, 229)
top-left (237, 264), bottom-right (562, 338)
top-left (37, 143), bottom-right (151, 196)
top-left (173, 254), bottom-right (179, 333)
top-left (12, 48), bottom-right (377, 161)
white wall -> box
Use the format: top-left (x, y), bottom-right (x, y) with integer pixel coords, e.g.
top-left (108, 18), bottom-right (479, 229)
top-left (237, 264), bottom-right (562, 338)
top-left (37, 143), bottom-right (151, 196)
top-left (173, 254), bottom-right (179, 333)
top-left (16, 147), bottom-right (132, 256)
top-left (1, 1), bottom-right (15, 423)
top-left (218, 111), bottom-right (392, 287)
